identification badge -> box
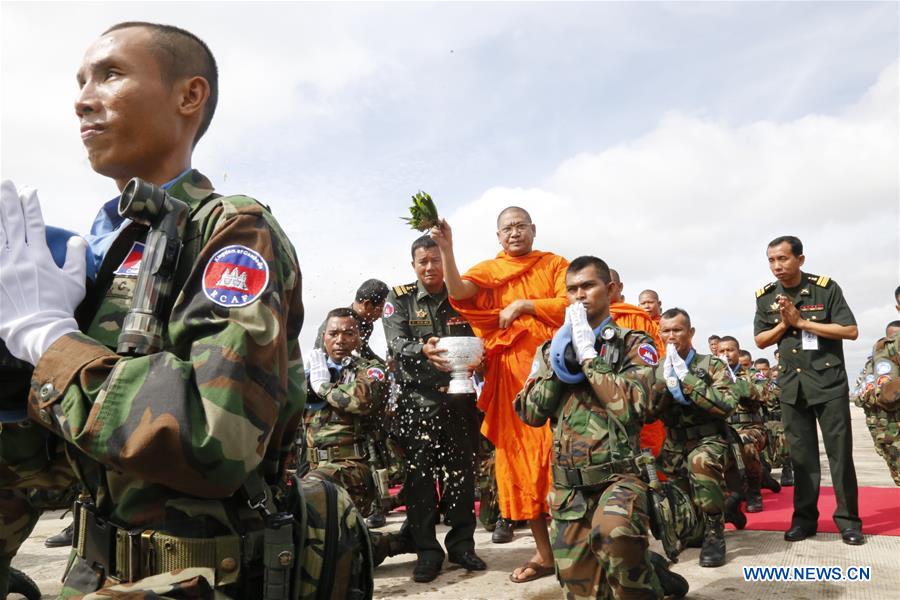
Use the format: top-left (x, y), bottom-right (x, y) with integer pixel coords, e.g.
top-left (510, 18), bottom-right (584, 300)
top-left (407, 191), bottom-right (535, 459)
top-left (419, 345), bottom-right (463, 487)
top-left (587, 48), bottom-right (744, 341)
top-left (802, 330), bottom-right (819, 350)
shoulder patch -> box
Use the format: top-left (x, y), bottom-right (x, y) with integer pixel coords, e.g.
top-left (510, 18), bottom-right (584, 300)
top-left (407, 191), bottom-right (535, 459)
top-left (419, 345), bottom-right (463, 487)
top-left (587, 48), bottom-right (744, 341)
top-left (114, 241), bottom-right (145, 277)
top-left (366, 367), bottom-right (386, 381)
top-left (382, 302), bottom-right (395, 318)
top-left (637, 343), bottom-right (659, 366)
top-left (756, 281), bottom-right (777, 298)
top-left (202, 245), bottom-right (269, 308)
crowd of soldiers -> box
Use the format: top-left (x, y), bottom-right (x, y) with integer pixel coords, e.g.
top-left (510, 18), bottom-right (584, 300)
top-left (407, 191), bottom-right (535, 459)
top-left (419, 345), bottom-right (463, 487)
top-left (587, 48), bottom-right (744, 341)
top-left (1, 18), bottom-right (898, 600)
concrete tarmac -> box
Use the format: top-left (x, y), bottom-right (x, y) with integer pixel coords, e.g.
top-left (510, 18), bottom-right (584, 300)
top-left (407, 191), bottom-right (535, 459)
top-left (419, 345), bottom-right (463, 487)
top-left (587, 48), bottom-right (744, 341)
top-left (10, 404), bottom-right (900, 599)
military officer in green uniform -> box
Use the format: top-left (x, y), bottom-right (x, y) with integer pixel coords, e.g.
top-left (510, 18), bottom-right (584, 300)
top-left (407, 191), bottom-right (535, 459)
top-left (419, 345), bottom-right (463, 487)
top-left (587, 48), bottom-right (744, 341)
top-left (313, 279), bottom-right (389, 361)
top-left (754, 235), bottom-right (863, 545)
top-left (305, 307), bottom-right (415, 564)
top-left (856, 320), bottom-right (900, 486)
top-left (382, 235), bottom-right (486, 583)
top-left (515, 256), bottom-right (688, 599)
top-left (718, 336), bottom-right (780, 513)
top-left (0, 21), bottom-right (308, 596)
top-left (649, 308), bottom-right (739, 568)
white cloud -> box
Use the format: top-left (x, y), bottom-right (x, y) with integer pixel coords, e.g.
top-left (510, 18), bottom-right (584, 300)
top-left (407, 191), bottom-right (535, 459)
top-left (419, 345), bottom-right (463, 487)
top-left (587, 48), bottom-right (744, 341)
top-left (442, 61), bottom-right (899, 373)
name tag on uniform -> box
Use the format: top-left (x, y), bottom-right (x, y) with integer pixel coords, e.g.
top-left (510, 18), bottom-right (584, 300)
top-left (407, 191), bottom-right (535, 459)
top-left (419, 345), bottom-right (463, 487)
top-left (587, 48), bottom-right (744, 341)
top-left (409, 319), bottom-right (432, 326)
top-left (802, 330), bottom-right (818, 350)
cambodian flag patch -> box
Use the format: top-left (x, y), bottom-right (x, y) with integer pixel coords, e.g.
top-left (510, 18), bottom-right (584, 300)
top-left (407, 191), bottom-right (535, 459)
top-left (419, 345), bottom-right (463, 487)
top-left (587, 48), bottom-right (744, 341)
top-left (637, 343), bottom-right (659, 366)
top-left (202, 245), bottom-right (269, 308)
top-left (114, 242), bottom-right (145, 277)
top-left (367, 367), bottom-right (386, 381)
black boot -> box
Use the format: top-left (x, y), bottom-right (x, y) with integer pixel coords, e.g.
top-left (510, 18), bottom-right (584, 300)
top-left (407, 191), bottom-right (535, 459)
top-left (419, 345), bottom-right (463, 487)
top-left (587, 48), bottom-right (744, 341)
top-left (780, 462), bottom-right (794, 487)
top-left (745, 483), bottom-right (763, 513)
top-left (699, 513), bottom-right (726, 568)
top-left (9, 567), bottom-right (41, 600)
top-left (366, 507), bottom-right (387, 529)
top-left (761, 465), bottom-right (782, 493)
top-left (724, 496), bottom-right (747, 530)
top-left (491, 517), bottom-right (514, 544)
top-left (649, 551), bottom-right (689, 599)
top-left (44, 522), bottom-right (74, 548)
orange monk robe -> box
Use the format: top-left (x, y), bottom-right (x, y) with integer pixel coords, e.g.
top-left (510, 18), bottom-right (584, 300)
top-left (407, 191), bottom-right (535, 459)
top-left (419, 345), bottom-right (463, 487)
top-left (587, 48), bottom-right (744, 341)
top-left (450, 251), bottom-right (569, 520)
top-left (610, 303), bottom-right (667, 460)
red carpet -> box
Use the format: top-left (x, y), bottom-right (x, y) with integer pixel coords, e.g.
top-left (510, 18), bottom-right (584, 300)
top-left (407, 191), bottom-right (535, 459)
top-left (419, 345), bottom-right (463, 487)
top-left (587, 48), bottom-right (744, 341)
top-left (733, 486), bottom-right (900, 536)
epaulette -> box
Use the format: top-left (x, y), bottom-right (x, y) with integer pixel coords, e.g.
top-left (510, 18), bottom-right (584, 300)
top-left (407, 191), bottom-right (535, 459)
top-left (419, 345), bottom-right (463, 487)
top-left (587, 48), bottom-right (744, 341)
top-left (756, 281), bottom-right (777, 298)
top-left (807, 274), bottom-right (831, 288)
top-left (392, 283), bottom-right (416, 297)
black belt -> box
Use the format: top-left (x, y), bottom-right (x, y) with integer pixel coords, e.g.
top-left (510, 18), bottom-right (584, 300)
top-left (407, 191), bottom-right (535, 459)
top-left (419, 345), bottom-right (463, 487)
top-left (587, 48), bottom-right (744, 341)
top-left (767, 410), bottom-right (782, 421)
top-left (668, 422), bottom-right (723, 442)
top-left (552, 458), bottom-right (640, 489)
top-left (308, 442), bottom-right (367, 463)
top-left (728, 413), bottom-right (765, 425)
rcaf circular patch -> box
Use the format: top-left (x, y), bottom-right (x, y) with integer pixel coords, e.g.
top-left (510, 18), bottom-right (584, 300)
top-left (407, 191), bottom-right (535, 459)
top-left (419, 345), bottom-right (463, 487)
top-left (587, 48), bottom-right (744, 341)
top-left (382, 302), bottom-right (395, 318)
top-left (367, 367), bottom-right (385, 381)
top-left (203, 245), bottom-right (269, 308)
top-left (637, 343), bottom-right (659, 366)
top-left (754, 372), bottom-right (767, 380)
top-left (876, 374), bottom-right (891, 387)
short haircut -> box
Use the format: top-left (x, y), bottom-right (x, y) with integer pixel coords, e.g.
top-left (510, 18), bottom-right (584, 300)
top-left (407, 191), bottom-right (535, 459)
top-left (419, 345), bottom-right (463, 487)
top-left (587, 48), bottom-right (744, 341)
top-left (104, 22), bottom-right (218, 144)
top-left (410, 234), bottom-right (437, 259)
top-left (895, 285), bottom-right (900, 302)
top-left (754, 358), bottom-right (770, 367)
top-left (708, 334), bottom-right (720, 341)
top-left (768, 235), bottom-right (803, 257)
top-left (566, 255), bottom-right (611, 284)
top-left (355, 279), bottom-right (389, 304)
top-left (497, 206), bottom-right (532, 226)
top-left (638, 289), bottom-right (659, 300)
top-left (739, 349), bottom-right (752, 359)
top-left (719, 335), bottom-right (739, 348)
top-left (325, 307), bottom-right (360, 327)
top-left (660, 307), bottom-right (691, 328)
top-left (887, 320), bottom-right (900, 333)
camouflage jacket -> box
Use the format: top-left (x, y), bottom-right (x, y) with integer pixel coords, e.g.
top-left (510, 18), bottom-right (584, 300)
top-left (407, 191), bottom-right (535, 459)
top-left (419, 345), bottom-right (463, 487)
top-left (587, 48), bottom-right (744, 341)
top-left (732, 365), bottom-right (767, 417)
top-left (764, 376), bottom-right (782, 412)
top-left (648, 352), bottom-right (737, 430)
top-left (515, 324), bottom-right (657, 520)
top-left (382, 280), bottom-right (473, 406)
top-left (26, 170), bottom-right (305, 533)
top-left (861, 333), bottom-right (900, 412)
top-left (304, 355), bottom-right (389, 449)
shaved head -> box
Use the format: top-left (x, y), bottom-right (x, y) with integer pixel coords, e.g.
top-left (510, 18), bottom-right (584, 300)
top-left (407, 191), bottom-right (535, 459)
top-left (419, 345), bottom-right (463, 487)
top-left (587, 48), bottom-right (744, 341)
top-left (496, 206), bottom-right (532, 226)
top-left (609, 269), bottom-right (624, 303)
top-left (610, 269), bottom-right (621, 284)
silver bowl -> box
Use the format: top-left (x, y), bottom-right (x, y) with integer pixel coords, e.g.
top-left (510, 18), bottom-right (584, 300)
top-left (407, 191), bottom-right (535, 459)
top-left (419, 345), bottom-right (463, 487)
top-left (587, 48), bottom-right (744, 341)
top-left (435, 336), bottom-right (484, 394)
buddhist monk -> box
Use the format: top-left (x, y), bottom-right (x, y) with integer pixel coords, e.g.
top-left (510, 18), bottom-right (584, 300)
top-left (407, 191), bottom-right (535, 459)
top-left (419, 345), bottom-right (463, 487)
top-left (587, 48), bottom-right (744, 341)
top-left (638, 289), bottom-right (663, 321)
top-left (610, 271), bottom-right (667, 458)
top-left (430, 207), bottom-right (567, 583)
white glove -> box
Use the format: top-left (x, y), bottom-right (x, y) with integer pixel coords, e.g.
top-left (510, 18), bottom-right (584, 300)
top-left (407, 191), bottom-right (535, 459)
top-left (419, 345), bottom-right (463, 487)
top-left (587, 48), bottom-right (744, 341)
top-left (567, 302), bottom-right (597, 363)
top-left (669, 347), bottom-right (689, 380)
top-left (308, 348), bottom-right (330, 395)
top-left (0, 181), bottom-right (87, 366)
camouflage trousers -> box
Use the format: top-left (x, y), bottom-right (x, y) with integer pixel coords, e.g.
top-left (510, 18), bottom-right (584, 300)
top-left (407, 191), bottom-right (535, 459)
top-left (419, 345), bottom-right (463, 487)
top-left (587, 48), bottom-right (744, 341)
top-left (656, 436), bottom-right (729, 515)
top-left (734, 424), bottom-right (768, 484)
top-left (476, 435), bottom-right (499, 530)
top-left (551, 475), bottom-right (664, 600)
top-left (765, 419), bottom-right (789, 469)
top-left (0, 421), bottom-right (78, 597)
top-left (862, 407), bottom-right (900, 486)
top-left (306, 458), bottom-right (411, 561)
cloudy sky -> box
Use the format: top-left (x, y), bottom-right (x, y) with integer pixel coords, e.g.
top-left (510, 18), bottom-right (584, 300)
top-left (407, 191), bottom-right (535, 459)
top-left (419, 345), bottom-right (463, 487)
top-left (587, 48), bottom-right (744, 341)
top-left (2, 1), bottom-right (898, 375)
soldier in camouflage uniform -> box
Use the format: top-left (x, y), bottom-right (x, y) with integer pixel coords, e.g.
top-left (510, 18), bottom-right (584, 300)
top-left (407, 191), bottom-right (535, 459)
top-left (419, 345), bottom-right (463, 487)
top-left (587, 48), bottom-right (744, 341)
top-left (382, 235), bottom-right (485, 583)
top-left (0, 23), bottom-right (307, 598)
top-left (718, 336), bottom-right (779, 513)
top-left (304, 308), bottom-right (415, 564)
top-left (856, 321), bottom-right (900, 486)
top-left (648, 309), bottom-right (739, 568)
top-left (516, 256), bottom-right (688, 600)
top-left (755, 358), bottom-right (794, 486)
top-left (312, 279), bottom-right (389, 362)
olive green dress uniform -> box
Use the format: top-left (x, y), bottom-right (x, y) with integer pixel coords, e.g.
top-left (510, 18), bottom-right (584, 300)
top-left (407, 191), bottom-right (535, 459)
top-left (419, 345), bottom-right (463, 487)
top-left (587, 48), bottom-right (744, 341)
top-left (382, 281), bottom-right (479, 563)
top-left (754, 273), bottom-right (861, 532)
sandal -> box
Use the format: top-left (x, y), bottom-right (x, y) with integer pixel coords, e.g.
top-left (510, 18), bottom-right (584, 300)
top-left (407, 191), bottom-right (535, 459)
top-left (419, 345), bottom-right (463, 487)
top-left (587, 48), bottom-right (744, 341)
top-left (509, 561), bottom-right (554, 583)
